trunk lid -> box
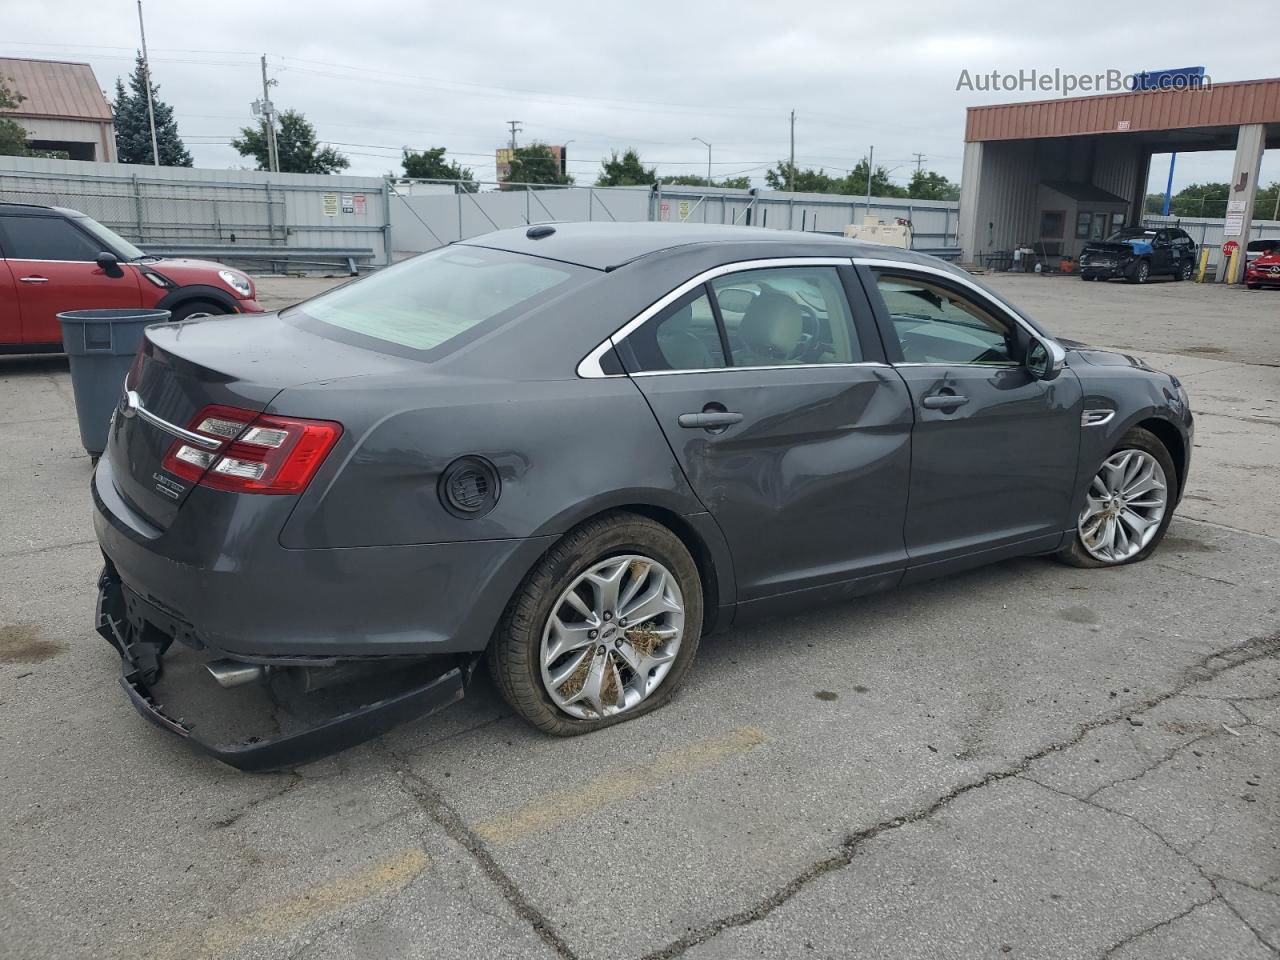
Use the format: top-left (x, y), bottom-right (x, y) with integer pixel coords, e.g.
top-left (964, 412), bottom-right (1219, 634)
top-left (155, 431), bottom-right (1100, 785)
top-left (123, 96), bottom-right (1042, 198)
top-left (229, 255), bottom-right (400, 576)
top-left (105, 312), bottom-right (412, 529)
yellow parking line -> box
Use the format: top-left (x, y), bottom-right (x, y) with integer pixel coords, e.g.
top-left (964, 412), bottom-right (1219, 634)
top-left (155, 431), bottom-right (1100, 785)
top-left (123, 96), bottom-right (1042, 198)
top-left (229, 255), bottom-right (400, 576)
top-left (147, 847), bottom-right (429, 960)
top-left (474, 725), bottom-right (768, 845)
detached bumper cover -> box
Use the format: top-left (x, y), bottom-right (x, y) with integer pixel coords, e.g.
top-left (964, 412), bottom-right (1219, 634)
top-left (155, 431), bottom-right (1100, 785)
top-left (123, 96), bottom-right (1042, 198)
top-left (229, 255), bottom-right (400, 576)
top-left (96, 565), bottom-right (472, 771)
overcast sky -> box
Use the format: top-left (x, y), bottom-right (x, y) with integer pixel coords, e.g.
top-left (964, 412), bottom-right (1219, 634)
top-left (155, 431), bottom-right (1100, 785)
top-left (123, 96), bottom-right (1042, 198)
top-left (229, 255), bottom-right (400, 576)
top-left (5, 1), bottom-right (1278, 195)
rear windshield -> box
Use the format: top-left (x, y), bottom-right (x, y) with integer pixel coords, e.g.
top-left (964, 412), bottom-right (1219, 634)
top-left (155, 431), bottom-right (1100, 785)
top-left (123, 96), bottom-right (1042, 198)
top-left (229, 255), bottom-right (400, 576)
top-left (287, 246), bottom-right (588, 357)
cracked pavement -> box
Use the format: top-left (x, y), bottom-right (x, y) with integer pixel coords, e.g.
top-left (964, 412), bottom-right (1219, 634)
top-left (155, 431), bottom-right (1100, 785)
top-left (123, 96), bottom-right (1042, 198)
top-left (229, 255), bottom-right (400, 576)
top-left (1, 275), bottom-right (1278, 959)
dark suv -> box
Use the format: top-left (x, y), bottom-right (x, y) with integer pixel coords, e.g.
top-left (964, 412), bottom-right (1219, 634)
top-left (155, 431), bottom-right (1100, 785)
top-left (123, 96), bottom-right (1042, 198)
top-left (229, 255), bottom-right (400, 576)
top-left (1078, 227), bottom-right (1197, 284)
top-left (1, 203), bottom-right (263, 353)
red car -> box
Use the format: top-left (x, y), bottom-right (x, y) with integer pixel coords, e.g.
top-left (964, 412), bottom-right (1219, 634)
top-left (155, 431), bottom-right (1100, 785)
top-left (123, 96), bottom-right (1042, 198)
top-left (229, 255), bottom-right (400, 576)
top-left (0, 203), bottom-right (264, 353)
top-left (1245, 251), bottom-right (1280, 290)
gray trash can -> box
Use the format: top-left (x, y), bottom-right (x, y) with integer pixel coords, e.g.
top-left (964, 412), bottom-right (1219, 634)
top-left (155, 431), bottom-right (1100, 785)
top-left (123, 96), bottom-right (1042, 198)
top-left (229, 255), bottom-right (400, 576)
top-left (57, 308), bottom-right (171, 457)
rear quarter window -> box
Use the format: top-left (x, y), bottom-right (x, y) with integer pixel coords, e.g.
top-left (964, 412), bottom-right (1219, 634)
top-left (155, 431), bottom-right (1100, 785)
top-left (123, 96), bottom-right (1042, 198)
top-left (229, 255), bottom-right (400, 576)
top-left (288, 246), bottom-right (589, 358)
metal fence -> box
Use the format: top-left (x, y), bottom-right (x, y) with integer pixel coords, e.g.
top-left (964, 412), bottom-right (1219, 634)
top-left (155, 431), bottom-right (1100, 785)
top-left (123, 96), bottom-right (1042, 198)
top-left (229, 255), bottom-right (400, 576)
top-left (389, 179), bottom-right (961, 257)
top-left (1142, 213), bottom-right (1280, 252)
top-left (0, 156), bottom-right (392, 272)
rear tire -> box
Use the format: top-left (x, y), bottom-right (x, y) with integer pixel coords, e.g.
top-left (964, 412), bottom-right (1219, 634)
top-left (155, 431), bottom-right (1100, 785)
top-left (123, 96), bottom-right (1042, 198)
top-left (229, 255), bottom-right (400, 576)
top-left (1056, 427), bottom-right (1177, 569)
top-left (167, 299), bottom-right (228, 322)
top-left (1175, 259), bottom-right (1193, 281)
top-left (1247, 283), bottom-right (1261, 290)
top-left (488, 511), bottom-right (703, 736)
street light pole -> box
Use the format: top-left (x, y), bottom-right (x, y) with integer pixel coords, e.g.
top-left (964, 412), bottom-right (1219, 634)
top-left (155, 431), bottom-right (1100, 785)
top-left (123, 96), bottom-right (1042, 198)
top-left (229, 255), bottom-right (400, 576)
top-left (136, 0), bottom-right (160, 166)
top-left (692, 137), bottom-right (711, 187)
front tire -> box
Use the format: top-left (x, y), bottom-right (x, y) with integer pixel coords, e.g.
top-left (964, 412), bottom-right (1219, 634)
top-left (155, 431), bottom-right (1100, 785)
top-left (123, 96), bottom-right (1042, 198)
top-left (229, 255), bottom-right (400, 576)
top-left (1056, 427), bottom-right (1176, 568)
top-left (1126, 260), bottom-right (1151, 284)
top-left (167, 299), bottom-right (228, 322)
top-left (488, 512), bottom-right (703, 735)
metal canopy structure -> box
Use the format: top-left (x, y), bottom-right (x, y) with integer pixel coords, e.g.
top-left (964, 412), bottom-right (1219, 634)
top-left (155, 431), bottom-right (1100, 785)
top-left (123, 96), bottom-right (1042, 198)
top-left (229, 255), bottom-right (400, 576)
top-left (958, 77), bottom-right (1280, 278)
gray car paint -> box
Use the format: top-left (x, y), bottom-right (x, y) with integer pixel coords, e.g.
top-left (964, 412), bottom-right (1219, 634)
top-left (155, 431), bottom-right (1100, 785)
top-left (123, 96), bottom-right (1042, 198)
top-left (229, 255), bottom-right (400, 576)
top-left (92, 223), bottom-right (1192, 662)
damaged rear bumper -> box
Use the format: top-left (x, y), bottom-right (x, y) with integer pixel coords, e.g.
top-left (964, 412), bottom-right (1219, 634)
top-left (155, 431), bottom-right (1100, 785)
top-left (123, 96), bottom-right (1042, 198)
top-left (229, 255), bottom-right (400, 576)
top-left (96, 564), bottom-right (475, 771)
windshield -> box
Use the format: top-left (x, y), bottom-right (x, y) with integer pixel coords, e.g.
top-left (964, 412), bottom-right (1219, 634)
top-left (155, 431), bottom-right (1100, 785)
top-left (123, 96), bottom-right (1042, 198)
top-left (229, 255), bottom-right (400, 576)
top-left (287, 245), bottom-right (588, 357)
top-left (1106, 228), bottom-right (1156, 242)
top-left (73, 216), bottom-right (146, 260)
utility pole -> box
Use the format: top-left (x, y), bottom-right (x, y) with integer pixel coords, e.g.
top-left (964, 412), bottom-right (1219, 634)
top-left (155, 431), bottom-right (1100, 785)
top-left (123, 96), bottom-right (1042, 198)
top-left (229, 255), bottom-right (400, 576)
top-left (692, 137), bottom-right (711, 187)
top-left (912, 152), bottom-right (926, 174)
top-left (506, 120), bottom-right (521, 151)
top-left (257, 55), bottom-right (279, 173)
top-left (136, 0), bottom-right (160, 166)
top-left (789, 110), bottom-right (796, 192)
top-left (865, 145), bottom-right (874, 220)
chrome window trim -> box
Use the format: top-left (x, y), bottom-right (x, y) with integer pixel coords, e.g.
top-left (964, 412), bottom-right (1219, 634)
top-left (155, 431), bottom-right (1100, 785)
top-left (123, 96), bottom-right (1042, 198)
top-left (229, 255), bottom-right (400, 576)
top-left (576, 257), bottom-right (858, 379)
top-left (630, 361), bottom-right (893, 378)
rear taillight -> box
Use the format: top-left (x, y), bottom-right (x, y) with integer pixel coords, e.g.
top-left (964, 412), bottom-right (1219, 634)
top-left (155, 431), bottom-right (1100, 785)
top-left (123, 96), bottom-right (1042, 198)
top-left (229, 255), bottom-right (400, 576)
top-left (161, 404), bottom-right (342, 495)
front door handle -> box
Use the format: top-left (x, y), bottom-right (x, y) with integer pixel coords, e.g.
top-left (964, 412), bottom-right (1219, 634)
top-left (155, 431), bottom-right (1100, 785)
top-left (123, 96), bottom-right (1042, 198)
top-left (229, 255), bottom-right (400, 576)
top-left (19, 276), bottom-right (50, 283)
top-left (922, 393), bottom-right (968, 411)
top-left (678, 411), bottom-right (744, 430)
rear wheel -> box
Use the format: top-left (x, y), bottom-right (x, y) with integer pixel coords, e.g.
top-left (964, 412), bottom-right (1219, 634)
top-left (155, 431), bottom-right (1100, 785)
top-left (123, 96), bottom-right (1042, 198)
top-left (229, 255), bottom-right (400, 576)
top-left (1175, 259), bottom-right (1193, 281)
top-left (1056, 428), bottom-right (1175, 568)
top-left (167, 299), bottom-right (228, 322)
top-left (1247, 283), bottom-right (1261, 290)
top-left (488, 512), bottom-right (703, 735)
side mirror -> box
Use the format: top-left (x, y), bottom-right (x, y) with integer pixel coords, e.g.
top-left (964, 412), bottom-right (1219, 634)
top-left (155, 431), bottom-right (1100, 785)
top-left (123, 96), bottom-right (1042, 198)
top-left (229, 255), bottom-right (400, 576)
top-left (95, 251), bottom-right (123, 278)
top-left (1026, 337), bottom-right (1066, 381)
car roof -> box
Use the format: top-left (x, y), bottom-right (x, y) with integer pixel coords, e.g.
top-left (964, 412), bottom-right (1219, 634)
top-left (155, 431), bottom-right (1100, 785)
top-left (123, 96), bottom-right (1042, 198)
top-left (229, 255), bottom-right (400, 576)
top-left (457, 221), bottom-right (937, 272)
top-left (0, 202), bottom-right (82, 217)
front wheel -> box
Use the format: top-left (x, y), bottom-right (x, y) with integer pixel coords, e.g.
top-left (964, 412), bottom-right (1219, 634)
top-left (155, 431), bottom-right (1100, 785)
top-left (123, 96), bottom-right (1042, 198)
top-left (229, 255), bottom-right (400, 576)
top-left (1126, 260), bottom-right (1151, 284)
top-left (488, 512), bottom-right (703, 735)
top-left (1056, 428), bottom-right (1176, 568)
top-left (167, 299), bottom-right (228, 322)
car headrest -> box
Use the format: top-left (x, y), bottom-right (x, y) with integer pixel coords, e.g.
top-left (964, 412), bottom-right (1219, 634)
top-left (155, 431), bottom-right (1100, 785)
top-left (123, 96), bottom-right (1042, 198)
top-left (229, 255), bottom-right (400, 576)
top-left (739, 292), bottom-right (803, 358)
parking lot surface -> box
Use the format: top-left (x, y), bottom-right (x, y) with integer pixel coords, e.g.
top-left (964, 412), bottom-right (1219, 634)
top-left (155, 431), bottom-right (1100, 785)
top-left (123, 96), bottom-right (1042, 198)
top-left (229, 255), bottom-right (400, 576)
top-left (1, 273), bottom-right (1277, 960)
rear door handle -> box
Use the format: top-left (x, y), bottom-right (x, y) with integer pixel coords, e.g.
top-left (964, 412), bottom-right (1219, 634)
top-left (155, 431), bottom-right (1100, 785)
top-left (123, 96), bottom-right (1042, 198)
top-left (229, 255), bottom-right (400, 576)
top-left (19, 276), bottom-right (50, 283)
top-left (922, 393), bottom-right (968, 411)
top-left (678, 411), bottom-right (744, 429)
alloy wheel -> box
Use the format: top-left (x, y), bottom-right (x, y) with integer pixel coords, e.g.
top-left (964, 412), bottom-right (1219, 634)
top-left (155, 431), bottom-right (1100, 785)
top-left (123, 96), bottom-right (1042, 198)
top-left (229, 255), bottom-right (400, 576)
top-left (1136, 262), bottom-right (1149, 283)
top-left (1078, 449), bottom-right (1169, 563)
top-left (540, 554), bottom-right (685, 719)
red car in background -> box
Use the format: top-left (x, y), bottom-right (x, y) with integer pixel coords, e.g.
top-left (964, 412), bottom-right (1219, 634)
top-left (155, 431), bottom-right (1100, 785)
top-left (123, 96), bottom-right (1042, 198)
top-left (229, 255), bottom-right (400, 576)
top-left (0, 203), bottom-right (263, 353)
top-left (1245, 251), bottom-right (1280, 290)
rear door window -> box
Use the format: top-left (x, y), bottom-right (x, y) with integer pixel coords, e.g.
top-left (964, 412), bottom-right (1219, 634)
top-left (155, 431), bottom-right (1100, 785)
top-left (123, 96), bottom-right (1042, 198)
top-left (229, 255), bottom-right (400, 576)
top-left (289, 245), bottom-right (588, 357)
top-left (0, 215), bottom-right (101, 261)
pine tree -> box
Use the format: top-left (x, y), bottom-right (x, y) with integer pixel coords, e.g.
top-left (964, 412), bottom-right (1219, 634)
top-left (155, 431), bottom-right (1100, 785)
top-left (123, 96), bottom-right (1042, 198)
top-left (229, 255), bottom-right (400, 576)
top-left (112, 55), bottom-right (192, 166)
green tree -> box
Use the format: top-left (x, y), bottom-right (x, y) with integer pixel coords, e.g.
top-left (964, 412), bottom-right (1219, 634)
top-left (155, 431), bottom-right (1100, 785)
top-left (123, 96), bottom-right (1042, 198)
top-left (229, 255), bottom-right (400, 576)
top-left (232, 109), bottom-right (349, 174)
top-left (906, 169), bottom-right (959, 201)
top-left (764, 162), bottom-right (839, 193)
top-left (596, 148), bottom-right (656, 187)
top-left (112, 55), bottom-right (192, 166)
top-left (401, 146), bottom-right (476, 190)
top-left (658, 174), bottom-right (752, 189)
top-left (0, 78), bottom-right (31, 156)
top-left (502, 142), bottom-right (573, 189)
top-left (839, 159), bottom-right (907, 198)
top-left (1166, 182), bottom-right (1230, 218)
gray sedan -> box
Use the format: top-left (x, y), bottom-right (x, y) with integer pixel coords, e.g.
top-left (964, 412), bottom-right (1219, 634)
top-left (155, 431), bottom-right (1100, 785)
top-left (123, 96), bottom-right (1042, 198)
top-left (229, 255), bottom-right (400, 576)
top-left (92, 223), bottom-right (1193, 768)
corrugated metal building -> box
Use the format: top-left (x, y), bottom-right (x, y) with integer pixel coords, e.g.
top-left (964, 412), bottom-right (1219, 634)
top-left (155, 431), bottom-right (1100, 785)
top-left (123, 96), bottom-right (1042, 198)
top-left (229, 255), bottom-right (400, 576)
top-left (957, 77), bottom-right (1280, 272)
top-left (0, 58), bottom-right (116, 162)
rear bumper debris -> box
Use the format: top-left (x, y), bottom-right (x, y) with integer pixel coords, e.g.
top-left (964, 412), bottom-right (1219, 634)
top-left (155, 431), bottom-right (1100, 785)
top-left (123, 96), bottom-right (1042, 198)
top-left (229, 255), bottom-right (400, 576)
top-left (96, 563), bottom-right (475, 772)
